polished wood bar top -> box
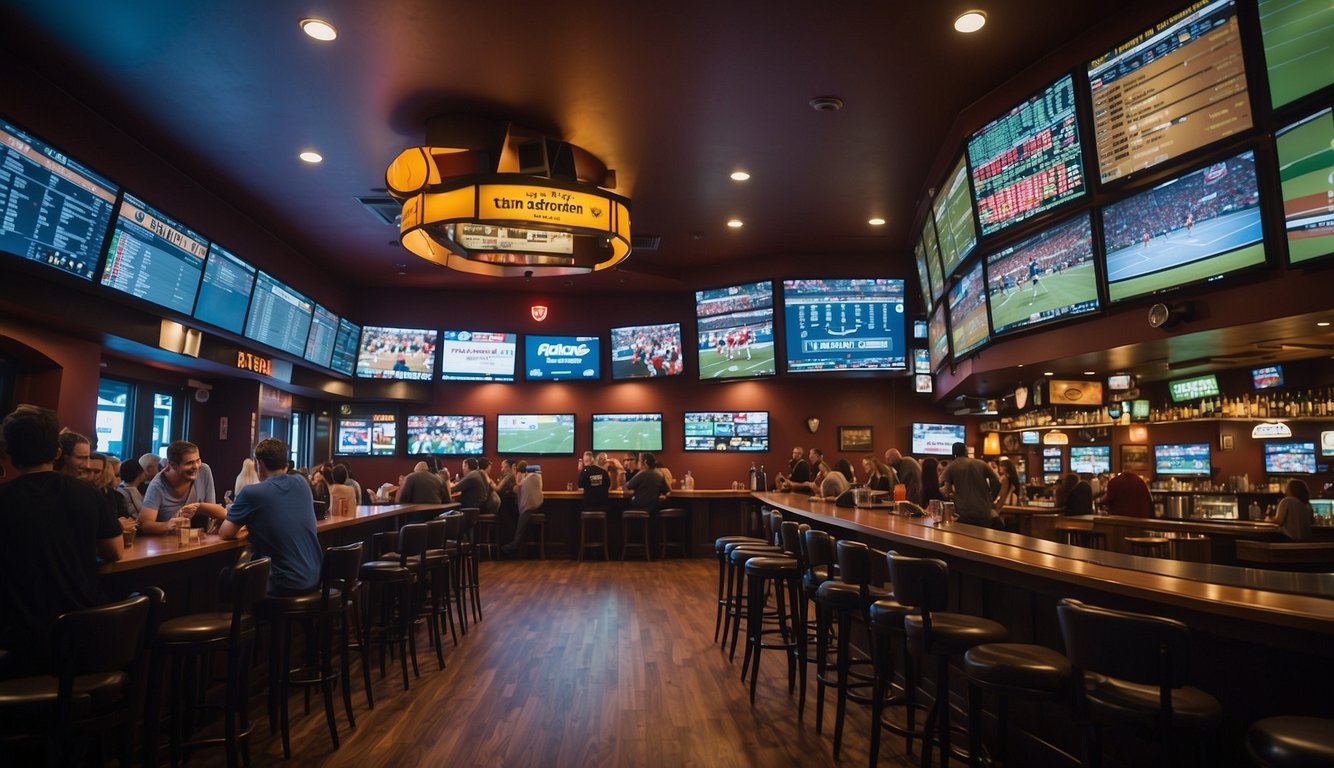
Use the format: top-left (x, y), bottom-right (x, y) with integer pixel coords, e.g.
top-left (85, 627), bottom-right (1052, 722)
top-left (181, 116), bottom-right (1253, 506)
top-left (537, 488), bottom-right (755, 501)
top-left (756, 492), bottom-right (1334, 636)
top-left (1079, 514), bottom-right (1282, 537)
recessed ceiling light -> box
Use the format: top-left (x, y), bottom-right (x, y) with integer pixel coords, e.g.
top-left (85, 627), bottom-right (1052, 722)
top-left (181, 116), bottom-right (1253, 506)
top-left (298, 150), bottom-right (323, 164)
top-left (954, 10), bottom-right (986, 33)
top-left (1083, 371), bottom-right (1096, 376)
top-left (1319, 321), bottom-right (1331, 327)
top-left (730, 170), bottom-right (751, 182)
top-left (300, 18), bottom-right (337, 41)
top-left (1043, 371), bottom-right (1054, 376)
top-left (868, 217), bottom-right (886, 226)
top-left (726, 219), bottom-right (744, 229)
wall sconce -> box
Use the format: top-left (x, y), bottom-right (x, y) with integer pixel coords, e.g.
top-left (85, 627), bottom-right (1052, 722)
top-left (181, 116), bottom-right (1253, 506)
top-left (983, 432), bottom-right (1001, 455)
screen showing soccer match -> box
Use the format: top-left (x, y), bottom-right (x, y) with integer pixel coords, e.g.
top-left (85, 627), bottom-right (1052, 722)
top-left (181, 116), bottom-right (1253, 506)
top-left (610, 322), bottom-right (683, 380)
top-left (497, 414), bottom-right (576, 455)
top-left (329, 318), bottom-right (361, 376)
top-left (911, 422), bottom-right (966, 456)
top-left (1101, 149), bottom-right (1265, 302)
top-left (0, 120), bottom-right (117, 281)
top-left (334, 414), bottom-right (397, 456)
top-left (439, 330), bottom-right (517, 382)
top-left (683, 411), bottom-right (769, 452)
top-left (1070, 445), bottom-right (1112, 475)
top-left (524, 335), bottom-right (601, 381)
top-left (100, 192), bottom-right (207, 314)
top-left (1276, 108), bottom-right (1334, 266)
top-left (405, 415), bottom-right (485, 456)
top-left (967, 73), bottom-right (1085, 237)
top-left (192, 243), bottom-right (255, 334)
top-left (946, 261), bottom-right (988, 359)
top-left (592, 413), bottom-right (664, 452)
top-left (1258, 0), bottom-right (1334, 108)
top-left (245, 271), bottom-right (313, 357)
top-left (694, 280), bottom-right (776, 381)
top-left (985, 213), bottom-right (1099, 336)
top-left (1154, 443), bottom-right (1212, 476)
top-left (932, 155), bottom-right (978, 278)
top-left (1087, 0), bottom-right (1252, 185)
top-left (303, 304), bottom-right (339, 370)
top-left (355, 325), bottom-right (437, 381)
top-left (928, 302), bottom-right (950, 371)
top-left (781, 279), bottom-right (906, 373)
top-left (1264, 442), bottom-right (1317, 474)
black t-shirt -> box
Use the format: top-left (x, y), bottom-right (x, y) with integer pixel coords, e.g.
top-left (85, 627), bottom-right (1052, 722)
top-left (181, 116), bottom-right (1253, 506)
top-left (625, 468), bottom-right (668, 511)
top-left (579, 465), bottom-right (611, 508)
top-left (0, 471), bottom-right (121, 673)
top-left (789, 458), bottom-right (811, 484)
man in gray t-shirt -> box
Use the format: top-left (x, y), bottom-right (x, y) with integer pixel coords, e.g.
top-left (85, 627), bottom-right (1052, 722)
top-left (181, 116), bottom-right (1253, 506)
top-left (940, 442), bottom-right (1000, 526)
top-left (140, 440), bottom-right (222, 534)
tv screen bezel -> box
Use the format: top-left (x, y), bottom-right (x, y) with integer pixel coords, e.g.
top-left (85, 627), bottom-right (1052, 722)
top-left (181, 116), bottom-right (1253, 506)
top-left (1153, 442), bottom-right (1213, 477)
top-left (911, 422), bottom-right (967, 456)
top-left (779, 278), bottom-right (908, 374)
top-left (438, 329), bottom-right (518, 382)
top-left (591, 412), bottom-right (665, 452)
top-left (403, 414), bottom-right (486, 456)
top-left (354, 325), bottom-right (438, 382)
top-left (523, 334), bottom-right (603, 382)
top-left (682, 411), bottom-right (770, 453)
top-left (608, 322), bottom-right (684, 381)
top-left (495, 413), bottom-right (577, 456)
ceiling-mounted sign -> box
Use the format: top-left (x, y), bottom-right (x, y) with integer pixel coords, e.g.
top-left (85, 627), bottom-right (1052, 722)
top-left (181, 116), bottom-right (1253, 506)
top-left (1251, 422), bottom-right (1293, 439)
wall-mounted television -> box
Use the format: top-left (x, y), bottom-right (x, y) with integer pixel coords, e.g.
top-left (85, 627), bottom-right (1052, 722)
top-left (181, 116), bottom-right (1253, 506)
top-left (928, 302), bottom-right (950, 371)
top-left (1154, 443), bottom-right (1212, 476)
top-left (1264, 441), bottom-right (1317, 474)
top-left (1087, 0), bottom-right (1251, 185)
top-left (303, 304), bottom-right (339, 369)
top-left (610, 322), bottom-right (683, 379)
top-left (913, 348), bottom-right (930, 374)
top-left (1107, 373), bottom-right (1134, 391)
top-left (192, 242), bottom-right (255, 334)
top-left (1252, 365), bottom-right (1284, 390)
top-left (245, 271), bottom-right (314, 357)
top-left (912, 319), bottom-right (928, 339)
top-left (496, 413), bottom-right (575, 455)
top-left (1258, 0), bottom-right (1334, 108)
top-left (1101, 149), bottom-right (1266, 303)
top-left (1130, 399), bottom-right (1151, 422)
top-left (329, 318), bottom-right (361, 377)
top-left (694, 280), bottom-right (776, 381)
top-left (985, 212), bottom-right (1100, 336)
top-left (1168, 374), bottom-right (1220, 403)
top-left (524, 335), bottom-right (601, 381)
top-left (1043, 446), bottom-right (1063, 474)
top-left (100, 192), bottom-right (207, 314)
top-left (967, 72), bottom-right (1086, 236)
top-left (405, 415), bottom-right (484, 455)
top-left (913, 236), bottom-right (934, 311)
top-left (933, 155), bottom-right (979, 278)
top-left (781, 279), bottom-right (906, 372)
top-left (355, 325), bottom-right (436, 381)
top-left (914, 374), bottom-right (933, 394)
top-left (1021, 430), bottom-right (1040, 445)
top-left (683, 411), bottom-right (769, 452)
top-left (439, 330), bottom-right (516, 382)
top-left (1275, 108), bottom-right (1334, 267)
top-left (911, 422), bottom-right (966, 456)
top-left (0, 119), bottom-right (117, 282)
top-left (921, 220), bottom-right (947, 305)
top-left (1069, 445), bottom-right (1111, 475)
top-left (592, 413), bottom-right (663, 452)
top-left (946, 261), bottom-right (988, 359)
top-left (334, 414), bottom-right (396, 456)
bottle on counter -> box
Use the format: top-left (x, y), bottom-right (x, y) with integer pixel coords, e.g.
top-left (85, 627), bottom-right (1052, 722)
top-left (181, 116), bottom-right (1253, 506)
top-left (684, 471), bottom-right (695, 491)
top-left (748, 462), bottom-right (758, 491)
top-left (758, 465), bottom-right (768, 491)
top-left (1248, 500), bottom-right (1262, 521)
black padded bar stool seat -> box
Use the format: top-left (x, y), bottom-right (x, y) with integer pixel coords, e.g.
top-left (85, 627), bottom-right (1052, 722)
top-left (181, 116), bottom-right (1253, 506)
top-left (1126, 536), bottom-right (1172, 558)
top-left (964, 642), bottom-right (1071, 768)
top-left (657, 507), bottom-right (688, 558)
top-left (621, 509), bottom-right (651, 561)
top-left (741, 555), bottom-right (803, 706)
top-left (1080, 674), bottom-right (1222, 727)
top-left (904, 612), bottom-right (1009, 656)
top-left (1246, 716), bottom-right (1334, 767)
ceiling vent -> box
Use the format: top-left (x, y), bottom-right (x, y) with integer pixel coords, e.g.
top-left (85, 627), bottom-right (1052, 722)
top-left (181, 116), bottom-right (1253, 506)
top-left (631, 233), bottom-right (662, 251)
top-left (355, 196), bottom-right (402, 227)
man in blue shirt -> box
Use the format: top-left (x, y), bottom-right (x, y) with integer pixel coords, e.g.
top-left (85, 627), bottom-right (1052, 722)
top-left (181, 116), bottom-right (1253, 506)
top-left (206, 438), bottom-right (322, 595)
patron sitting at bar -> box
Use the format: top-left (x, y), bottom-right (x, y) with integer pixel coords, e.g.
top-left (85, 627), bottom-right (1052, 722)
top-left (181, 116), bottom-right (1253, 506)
top-left (140, 440), bottom-right (224, 535)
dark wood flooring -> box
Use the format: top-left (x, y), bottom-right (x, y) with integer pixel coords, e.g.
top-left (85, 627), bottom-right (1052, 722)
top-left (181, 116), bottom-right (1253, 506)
top-left (187, 558), bottom-right (917, 767)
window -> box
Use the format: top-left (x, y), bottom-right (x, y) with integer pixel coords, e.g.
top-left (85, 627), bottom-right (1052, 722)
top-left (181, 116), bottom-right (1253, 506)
top-left (152, 392), bottom-right (176, 458)
top-left (96, 379), bottom-right (133, 458)
top-left (96, 378), bottom-right (184, 461)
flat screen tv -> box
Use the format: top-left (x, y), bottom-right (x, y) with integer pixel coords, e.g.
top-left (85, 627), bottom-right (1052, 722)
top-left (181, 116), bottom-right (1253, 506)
top-left (100, 192), bottom-right (207, 314)
top-left (439, 330), bottom-right (517, 382)
top-left (922, 221), bottom-right (946, 304)
top-left (985, 212), bottom-right (1100, 336)
top-left (1107, 373), bottom-right (1134, 391)
top-left (913, 319), bottom-right (928, 339)
top-left (329, 318), bottom-right (361, 376)
top-left (782, 278), bottom-right (906, 372)
top-left (1264, 441), bottom-right (1317, 474)
top-left (405, 415), bottom-right (484, 455)
top-left (694, 280), bottom-right (776, 381)
top-left (1130, 399), bottom-right (1151, 422)
top-left (192, 242), bottom-right (254, 334)
top-left (0, 119), bottom-right (117, 281)
top-left (354, 325), bottom-right (436, 381)
top-left (928, 302), bottom-right (950, 371)
top-left (592, 413), bottom-right (664, 452)
top-left (303, 304), bottom-right (339, 369)
top-left (496, 414), bottom-right (576, 455)
top-left (1276, 108), bottom-right (1334, 266)
top-left (1154, 443), bottom-right (1212, 476)
top-left (334, 414), bottom-right (396, 456)
top-left (524, 335), bottom-right (601, 381)
top-left (913, 348), bottom-right (930, 374)
top-left (1087, 0), bottom-right (1252, 184)
top-left (610, 322), bottom-right (683, 379)
top-left (911, 422), bottom-right (966, 456)
top-left (1258, 0), bottom-right (1334, 108)
top-left (1043, 448), bottom-right (1063, 474)
top-left (967, 72), bottom-right (1086, 236)
top-left (683, 411), bottom-right (769, 452)
top-left (245, 271), bottom-right (314, 357)
top-left (1168, 374), bottom-right (1220, 402)
top-left (1252, 364), bottom-right (1284, 390)
top-left (932, 155), bottom-right (978, 278)
top-left (946, 261), bottom-right (988, 359)
top-left (914, 374), bottom-right (933, 394)
top-left (1069, 445), bottom-right (1112, 475)
top-left (913, 235), bottom-right (934, 311)
top-left (1101, 149), bottom-right (1266, 302)
top-left (1021, 430), bottom-right (1040, 445)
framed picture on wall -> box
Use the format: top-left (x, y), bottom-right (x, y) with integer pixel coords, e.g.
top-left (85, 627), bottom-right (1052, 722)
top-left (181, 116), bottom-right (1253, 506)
top-left (1120, 444), bottom-right (1150, 474)
top-left (839, 425), bottom-right (873, 452)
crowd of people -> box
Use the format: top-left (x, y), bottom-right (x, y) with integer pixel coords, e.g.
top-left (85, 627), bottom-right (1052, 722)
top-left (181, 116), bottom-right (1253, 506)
top-left (1103, 155), bottom-right (1260, 252)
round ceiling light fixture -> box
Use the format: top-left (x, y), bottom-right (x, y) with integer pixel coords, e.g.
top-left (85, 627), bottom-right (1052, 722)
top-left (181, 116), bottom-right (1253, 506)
top-left (726, 219), bottom-right (744, 229)
top-left (298, 150), bottom-right (323, 164)
top-left (809, 96), bottom-right (844, 112)
top-left (730, 170), bottom-right (751, 181)
top-left (299, 18), bottom-right (338, 41)
top-left (954, 10), bottom-right (987, 33)
top-left (868, 217), bottom-right (886, 226)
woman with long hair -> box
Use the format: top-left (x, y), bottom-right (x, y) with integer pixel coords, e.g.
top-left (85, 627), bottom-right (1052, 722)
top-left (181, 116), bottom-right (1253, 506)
top-left (1270, 479), bottom-right (1314, 541)
top-left (233, 457), bottom-right (260, 498)
top-left (920, 457), bottom-right (944, 505)
top-left (1054, 473), bottom-right (1093, 516)
top-left (994, 458), bottom-right (1021, 510)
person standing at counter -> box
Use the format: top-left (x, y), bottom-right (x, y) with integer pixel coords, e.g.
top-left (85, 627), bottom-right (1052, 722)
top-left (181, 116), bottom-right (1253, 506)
top-left (920, 457), bottom-right (945, 505)
top-left (994, 458), bottom-right (1021, 511)
top-left (1054, 473), bottom-right (1093, 516)
top-left (579, 452), bottom-right (611, 509)
top-left (140, 440), bottom-right (223, 535)
top-left (940, 442), bottom-right (1001, 527)
top-left (454, 458), bottom-right (491, 510)
top-left (1100, 470), bottom-right (1152, 518)
top-left (1270, 479), bottom-right (1314, 541)
top-left (886, 449), bottom-right (922, 505)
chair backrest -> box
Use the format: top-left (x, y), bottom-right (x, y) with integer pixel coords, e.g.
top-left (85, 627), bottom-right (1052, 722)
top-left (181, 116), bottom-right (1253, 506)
top-left (803, 529), bottom-right (835, 577)
top-left (396, 522), bottom-right (430, 560)
top-left (322, 542), bottom-right (364, 606)
top-left (1056, 598), bottom-right (1192, 688)
top-left (868, 547), bottom-right (890, 588)
top-left (439, 510), bottom-right (463, 544)
top-left (836, 540), bottom-right (872, 586)
top-left (458, 507), bottom-right (479, 536)
top-left (53, 592), bottom-right (154, 677)
top-left (780, 520), bottom-right (803, 558)
top-left (225, 556), bottom-right (271, 638)
top-left (424, 518), bottom-right (448, 550)
top-left (887, 551), bottom-right (950, 612)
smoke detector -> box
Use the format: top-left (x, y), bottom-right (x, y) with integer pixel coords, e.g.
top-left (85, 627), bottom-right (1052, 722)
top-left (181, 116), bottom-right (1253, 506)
top-left (809, 96), bottom-right (844, 112)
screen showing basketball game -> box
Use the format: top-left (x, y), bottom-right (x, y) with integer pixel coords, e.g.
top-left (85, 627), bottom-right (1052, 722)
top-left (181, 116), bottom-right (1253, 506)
top-left (968, 73), bottom-right (1086, 236)
top-left (946, 261), bottom-right (989, 358)
top-left (610, 322), bottom-right (683, 379)
top-left (497, 414), bottom-right (576, 455)
top-left (405, 415), bottom-right (485, 455)
top-left (985, 213), bottom-right (1100, 336)
top-left (1101, 149), bottom-right (1265, 302)
top-left (932, 155), bottom-right (979, 278)
top-left (100, 192), bottom-right (207, 314)
top-left (928, 302), bottom-right (950, 371)
top-left (334, 414), bottom-right (397, 456)
top-left (1258, 0), bottom-right (1334, 108)
top-left (592, 413), bottom-right (664, 452)
top-left (1087, 0), bottom-right (1252, 184)
top-left (781, 279), bottom-right (906, 372)
top-left (524, 335), bottom-right (601, 381)
top-left (244, 271), bottom-right (313, 357)
top-left (1276, 108), bottom-right (1334, 266)
top-left (694, 280), bottom-right (776, 381)
top-left (439, 330), bottom-right (517, 382)
top-left (192, 243), bottom-right (255, 334)
top-left (355, 325), bottom-right (437, 381)
top-left (683, 411), bottom-right (769, 452)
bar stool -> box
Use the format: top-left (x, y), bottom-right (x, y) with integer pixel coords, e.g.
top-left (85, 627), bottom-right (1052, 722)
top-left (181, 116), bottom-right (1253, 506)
top-left (714, 533), bottom-right (771, 643)
top-left (963, 641), bottom-right (1071, 768)
top-left (657, 506), bottom-right (688, 558)
top-left (524, 511), bottom-right (548, 559)
top-left (1246, 716), bottom-right (1334, 766)
top-left (578, 508), bottom-right (610, 561)
top-left (621, 509), bottom-right (652, 561)
top-left (1057, 598), bottom-right (1221, 767)
top-left (741, 550), bottom-right (803, 706)
top-left (377, 520), bottom-right (448, 669)
top-left (723, 540), bottom-right (786, 659)
top-left (434, 511), bottom-right (464, 642)
top-left (453, 507), bottom-right (483, 627)
top-left (800, 528), bottom-right (837, 724)
top-left (359, 523), bottom-right (426, 691)
top-left (475, 510), bottom-right (500, 561)
top-left (1126, 535), bottom-right (1172, 558)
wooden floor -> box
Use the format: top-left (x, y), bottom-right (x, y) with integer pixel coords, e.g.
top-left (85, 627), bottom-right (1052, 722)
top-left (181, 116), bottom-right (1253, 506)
top-left (185, 557), bottom-right (919, 767)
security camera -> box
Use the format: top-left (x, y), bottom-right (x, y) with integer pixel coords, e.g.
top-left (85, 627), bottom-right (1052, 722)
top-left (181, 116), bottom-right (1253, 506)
top-left (524, 270), bottom-right (534, 278)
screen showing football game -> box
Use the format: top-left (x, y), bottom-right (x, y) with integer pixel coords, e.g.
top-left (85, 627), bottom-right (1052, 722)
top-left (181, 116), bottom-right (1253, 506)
top-left (0, 119), bottom-right (118, 281)
top-left (1264, 442), bottom-right (1317, 474)
top-left (1276, 108), bottom-right (1334, 266)
top-left (911, 422), bottom-right (966, 456)
top-left (100, 193), bottom-right (207, 314)
top-left (610, 322), bottom-right (683, 379)
top-left (1101, 150), bottom-right (1265, 302)
top-left (592, 413), bottom-right (664, 452)
top-left (1252, 365), bottom-right (1284, 389)
top-left (244, 271), bottom-right (314, 357)
top-left (967, 73), bottom-right (1085, 236)
top-left (405, 415), bottom-right (485, 455)
top-left (913, 236), bottom-right (934, 310)
top-left (439, 330), bottom-right (517, 382)
top-left (781, 279), bottom-right (906, 372)
top-left (334, 414), bottom-right (397, 456)
top-left (329, 318), bottom-right (361, 376)
top-left (1070, 445), bottom-right (1112, 475)
top-left (1258, 0), bottom-right (1334, 108)
top-left (192, 243), bottom-right (255, 334)
top-left (1154, 443), bottom-right (1212, 476)
top-left (922, 222), bottom-right (947, 304)
top-left (524, 335), bottom-right (601, 381)
top-left (355, 325), bottom-right (437, 381)
top-left (683, 411), bottom-right (769, 452)
top-left (946, 261), bottom-right (988, 358)
top-left (1087, 0), bottom-right (1252, 184)
top-left (694, 280), bottom-right (776, 381)
top-left (932, 155), bottom-right (979, 278)
top-left (985, 213), bottom-right (1100, 336)
top-left (303, 304), bottom-right (339, 369)
top-left (928, 303), bottom-right (950, 371)
top-left (497, 414), bottom-right (576, 455)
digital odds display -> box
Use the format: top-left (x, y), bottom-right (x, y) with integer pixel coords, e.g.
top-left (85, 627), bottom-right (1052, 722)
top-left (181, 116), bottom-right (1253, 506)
top-left (781, 279), bottom-right (906, 373)
top-left (100, 192), bottom-right (207, 314)
top-left (524, 335), bottom-right (601, 381)
top-left (303, 304), bottom-right (339, 369)
top-left (439, 330), bottom-right (517, 382)
top-left (244, 271), bottom-right (313, 357)
top-left (329, 319), bottom-right (361, 377)
top-left (192, 243), bottom-right (255, 334)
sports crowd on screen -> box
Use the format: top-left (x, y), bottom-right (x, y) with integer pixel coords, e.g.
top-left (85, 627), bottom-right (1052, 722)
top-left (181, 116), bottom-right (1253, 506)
top-left (1103, 155), bottom-right (1259, 252)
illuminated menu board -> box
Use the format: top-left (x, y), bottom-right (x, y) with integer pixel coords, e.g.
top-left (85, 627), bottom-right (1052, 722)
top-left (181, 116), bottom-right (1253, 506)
top-left (968, 73), bottom-right (1085, 236)
top-left (244, 270), bottom-right (313, 357)
top-left (932, 155), bottom-right (978, 277)
top-left (1258, 0), bottom-right (1334, 108)
top-left (329, 318), bottom-right (361, 376)
top-left (192, 243), bottom-right (255, 334)
top-left (303, 304), bottom-right (339, 369)
top-left (0, 120), bottom-right (117, 281)
top-left (1088, 0), bottom-right (1252, 184)
top-left (100, 193), bottom-right (207, 314)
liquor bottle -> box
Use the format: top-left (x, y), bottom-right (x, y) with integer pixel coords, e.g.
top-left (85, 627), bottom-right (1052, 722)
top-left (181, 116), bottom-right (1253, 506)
top-left (758, 465), bottom-right (768, 491)
top-left (748, 462), bottom-right (758, 491)
top-left (684, 471), bottom-right (695, 491)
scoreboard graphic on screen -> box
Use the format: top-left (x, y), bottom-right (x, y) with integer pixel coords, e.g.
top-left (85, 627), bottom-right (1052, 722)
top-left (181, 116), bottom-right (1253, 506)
top-left (782, 279), bottom-right (906, 372)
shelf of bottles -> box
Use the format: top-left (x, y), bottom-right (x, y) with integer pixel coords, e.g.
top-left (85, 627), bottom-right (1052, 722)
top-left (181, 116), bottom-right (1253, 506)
top-left (993, 387), bottom-right (1334, 431)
